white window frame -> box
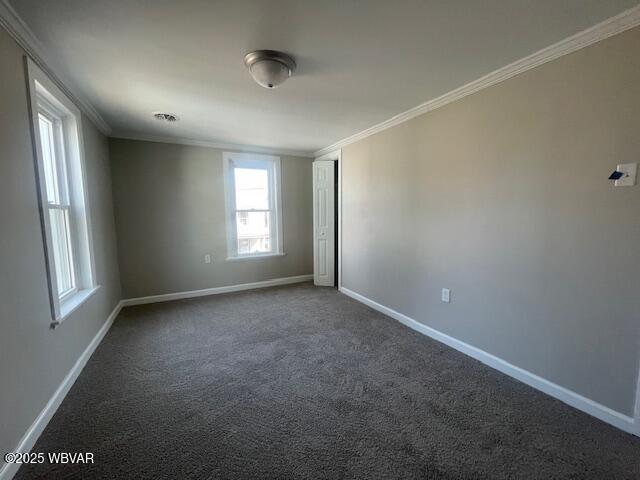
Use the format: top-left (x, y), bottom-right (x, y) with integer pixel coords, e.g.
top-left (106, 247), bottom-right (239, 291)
top-left (26, 58), bottom-right (98, 326)
top-left (223, 152), bottom-right (284, 260)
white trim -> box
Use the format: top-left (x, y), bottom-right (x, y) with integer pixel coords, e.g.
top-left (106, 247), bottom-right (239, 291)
top-left (314, 150), bottom-right (340, 162)
top-left (26, 58), bottom-right (97, 325)
top-left (314, 4), bottom-right (640, 157)
top-left (314, 149), bottom-right (342, 289)
top-left (0, 301), bottom-right (123, 480)
top-left (0, 0), bottom-right (111, 135)
top-left (56, 285), bottom-right (100, 324)
top-left (337, 151), bottom-right (342, 290)
top-left (111, 133), bottom-right (315, 158)
top-left (121, 274), bottom-right (313, 307)
top-left (339, 286), bottom-right (638, 436)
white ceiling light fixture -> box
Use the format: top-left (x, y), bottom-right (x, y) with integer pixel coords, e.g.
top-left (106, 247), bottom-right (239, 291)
top-left (244, 50), bottom-right (296, 89)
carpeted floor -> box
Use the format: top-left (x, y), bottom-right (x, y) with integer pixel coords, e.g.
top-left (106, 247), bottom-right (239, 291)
top-left (15, 282), bottom-right (640, 479)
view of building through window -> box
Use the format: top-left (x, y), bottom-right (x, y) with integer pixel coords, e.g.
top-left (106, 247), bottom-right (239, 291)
top-left (234, 168), bottom-right (271, 254)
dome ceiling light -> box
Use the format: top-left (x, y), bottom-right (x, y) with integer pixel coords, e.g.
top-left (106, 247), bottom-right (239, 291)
top-left (244, 50), bottom-right (296, 89)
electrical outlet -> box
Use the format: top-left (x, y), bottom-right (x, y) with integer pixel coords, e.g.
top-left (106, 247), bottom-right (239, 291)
top-left (441, 288), bottom-right (450, 303)
top-left (204, 254), bottom-right (212, 264)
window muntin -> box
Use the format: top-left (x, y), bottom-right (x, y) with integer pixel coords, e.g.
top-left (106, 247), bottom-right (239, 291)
top-left (223, 153), bottom-right (283, 259)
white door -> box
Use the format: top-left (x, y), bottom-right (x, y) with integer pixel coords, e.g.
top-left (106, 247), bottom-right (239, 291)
top-left (313, 160), bottom-right (335, 286)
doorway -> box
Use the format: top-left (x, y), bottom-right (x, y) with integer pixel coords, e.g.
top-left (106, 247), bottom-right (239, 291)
top-left (312, 150), bottom-right (341, 288)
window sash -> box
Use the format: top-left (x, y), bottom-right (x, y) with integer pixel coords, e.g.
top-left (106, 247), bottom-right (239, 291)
top-left (38, 114), bottom-right (71, 207)
top-left (47, 204), bottom-right (77, 298)
top-left (234, 209), bottom-right (272, 255)
top-left (233, 167), bottom-right (270, 211)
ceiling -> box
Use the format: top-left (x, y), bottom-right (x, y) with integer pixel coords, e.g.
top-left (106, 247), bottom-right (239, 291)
top-left (9, 0), bottom-right (639, 154)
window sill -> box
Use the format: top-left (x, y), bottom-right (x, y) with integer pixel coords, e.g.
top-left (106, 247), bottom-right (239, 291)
top-left (52, 285), bottom-right (101, 327)
top-left (226, 253), bottom-right (286, 262)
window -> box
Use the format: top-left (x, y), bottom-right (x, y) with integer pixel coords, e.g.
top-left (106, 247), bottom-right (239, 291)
top-left (27, 59), bottom-right (97, 324)
top-left (38, 108), bottom-right (76, 299)
top-left (223, 153), bottom-right (283, 259)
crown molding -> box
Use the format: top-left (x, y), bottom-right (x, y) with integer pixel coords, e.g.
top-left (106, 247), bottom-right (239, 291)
top-left (314, 4), bottom-right (640, 158)
top-left (0, 0), bottom-right (112, 135)
top-left (110, 132), bottom-right (315, 158)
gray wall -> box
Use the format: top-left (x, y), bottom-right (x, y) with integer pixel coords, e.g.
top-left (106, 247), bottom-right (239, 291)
top-left (109, 139), bottom-right (313, 298)
top-left (0, 28), bottom-right (122, 457)
top-left (341, 27), bottom-right (640, 415)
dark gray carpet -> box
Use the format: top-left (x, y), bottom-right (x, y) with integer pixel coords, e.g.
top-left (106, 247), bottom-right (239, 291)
top-left (16, 283), bottom-right (639, 479)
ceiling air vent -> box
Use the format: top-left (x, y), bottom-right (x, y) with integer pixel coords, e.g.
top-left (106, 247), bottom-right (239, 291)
top-left (152, 112), bottom-right (179, 122)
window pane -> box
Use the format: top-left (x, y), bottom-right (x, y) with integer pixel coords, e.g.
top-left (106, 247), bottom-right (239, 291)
top-left (38, 114), bottom-right (60, 204)
top-left (49, 208), bottom-right (75, 297)
top-left (236, 211), bottom-right (270, 254)
top-left (234, 168), bottom-right (269, 210)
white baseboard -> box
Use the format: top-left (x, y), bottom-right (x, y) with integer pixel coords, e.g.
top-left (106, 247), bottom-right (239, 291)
top-left (0, 301), bottom-right (124, 480)
top-left (339, 287), bottom-right (637, 436)
top-left (121, 274), bottom-right (314, 307)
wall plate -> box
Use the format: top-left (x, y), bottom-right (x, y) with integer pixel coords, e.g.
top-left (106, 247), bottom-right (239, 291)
top-left (614, 163), bottom-right (637, 187)
top-left (441, 288), bottom-right (450, 303)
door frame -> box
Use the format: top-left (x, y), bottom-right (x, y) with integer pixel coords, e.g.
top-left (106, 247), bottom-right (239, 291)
top-left (314, 149), bottom-right (342, 289)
